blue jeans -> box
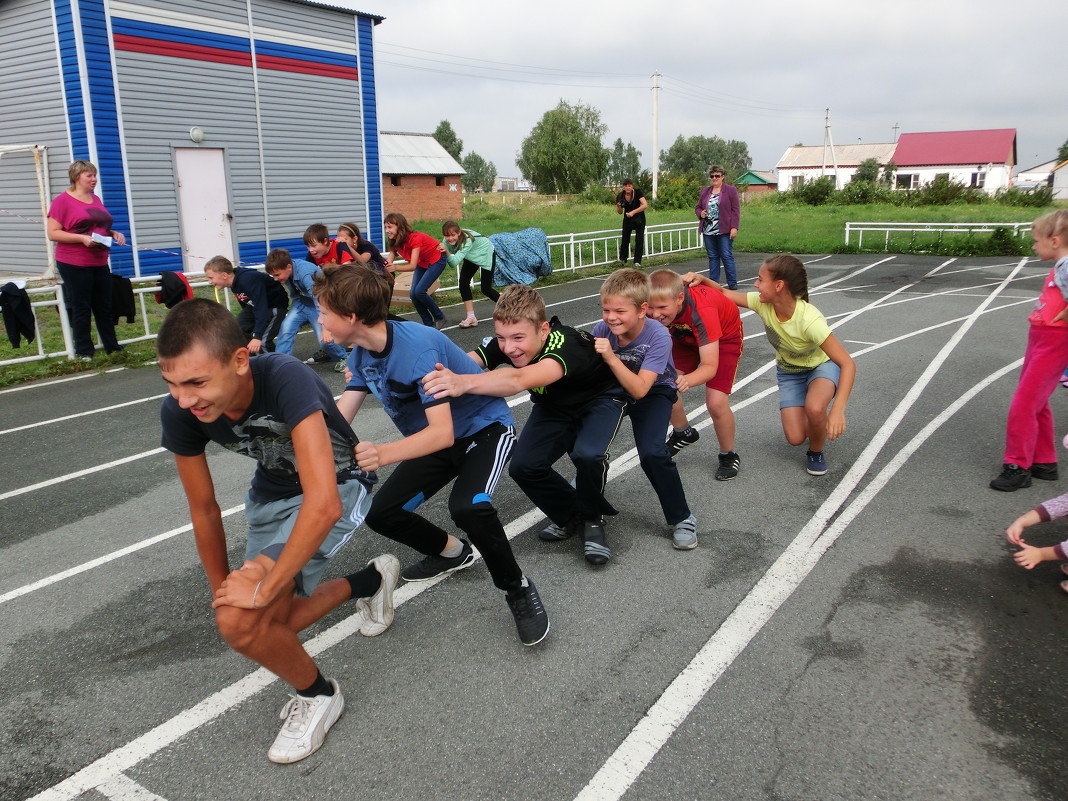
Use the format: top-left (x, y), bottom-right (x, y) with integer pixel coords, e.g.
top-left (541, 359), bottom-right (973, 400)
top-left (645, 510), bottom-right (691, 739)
top-left (703, 233), bottom-right (737, 287)
top-left (56, 261), bottom-right (122, 356)
top-left (628, 385), bottom-right (690, 524)
top-left (275, 298), bottom-right (346, 361)
top-left (410, 253), bottom-right (447, 325)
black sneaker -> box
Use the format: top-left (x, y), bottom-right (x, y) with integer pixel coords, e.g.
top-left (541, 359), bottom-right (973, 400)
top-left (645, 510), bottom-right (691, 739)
top-left (990, 464), bottom-right (1032, 492)
top-left (401, 539), bottom-right (475, 582)
top-left (538, 515), bottom-right (581, 541)
top-left (666, 428), bottom-right (700, 457)
top-left (506, 577), bottom-right (549, 646)
top-left (304, 350), bottom-right (330, 364)
top-left (716, 451), bottom-right (740, 481)
top-left (583, 519), bottom-right (611, 566)
top-left (1031, 462), bottom-right (1058, 481)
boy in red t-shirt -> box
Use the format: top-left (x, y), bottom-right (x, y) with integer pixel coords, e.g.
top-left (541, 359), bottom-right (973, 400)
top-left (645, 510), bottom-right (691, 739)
top-left (303, 222), bottom-right (354, 267)
top-left (648, 269), bottom-right (744, 481)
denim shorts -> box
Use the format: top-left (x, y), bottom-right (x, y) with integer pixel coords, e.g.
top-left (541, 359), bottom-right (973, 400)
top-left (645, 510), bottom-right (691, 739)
top-left (776, 360), bottom-right (840, 409)
top-left (244, 478), bottom-right (372, 597)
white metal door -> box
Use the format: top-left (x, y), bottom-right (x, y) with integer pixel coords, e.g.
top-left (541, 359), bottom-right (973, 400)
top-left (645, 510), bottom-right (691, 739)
top-left (174, 148), bottom-right (234, 272)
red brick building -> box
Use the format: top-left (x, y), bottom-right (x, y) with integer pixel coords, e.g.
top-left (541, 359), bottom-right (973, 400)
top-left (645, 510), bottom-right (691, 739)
top-left (380, 131), bottom-right (465, 222)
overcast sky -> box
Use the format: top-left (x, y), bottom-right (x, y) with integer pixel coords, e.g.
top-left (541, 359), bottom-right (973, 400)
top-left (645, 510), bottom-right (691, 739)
top-left (340, 0), bottom-right (1063, 178)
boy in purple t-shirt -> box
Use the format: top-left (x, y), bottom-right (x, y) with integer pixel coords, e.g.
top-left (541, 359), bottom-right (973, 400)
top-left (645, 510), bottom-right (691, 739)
top-left (592, 268), bottom-right (698, 550)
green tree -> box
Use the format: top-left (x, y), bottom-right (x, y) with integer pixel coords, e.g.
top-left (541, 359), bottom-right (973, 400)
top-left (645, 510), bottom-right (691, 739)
top-left (606, 138), bottom-right (642, 186)
top-left (1058, 139), bottom-right (1068, 163)
top-left (432, 120), bottom-right (463, 161)
top-left (516, 101), bottom-right (608, 193)
top-left (881, 160), bottom-right (898, 187)
top-left (850, 157), bottom-right (881, 184)
top-left (460, 151), bottom-right (497, 193)
top-left (659, 134), bottom-right (751, 181)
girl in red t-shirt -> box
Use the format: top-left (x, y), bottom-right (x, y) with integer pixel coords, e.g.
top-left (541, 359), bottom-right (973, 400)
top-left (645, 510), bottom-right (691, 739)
top-left (384, 213), bottom-right (448, 328)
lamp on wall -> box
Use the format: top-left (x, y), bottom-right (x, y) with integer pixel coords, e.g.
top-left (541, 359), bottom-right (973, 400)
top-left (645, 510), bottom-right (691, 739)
top-left (189, 127), bottom-right (205, 144)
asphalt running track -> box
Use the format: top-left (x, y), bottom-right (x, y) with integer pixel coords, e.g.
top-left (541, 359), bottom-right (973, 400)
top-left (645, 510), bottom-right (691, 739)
top-left (3, 253), bottom-right (1067, 801)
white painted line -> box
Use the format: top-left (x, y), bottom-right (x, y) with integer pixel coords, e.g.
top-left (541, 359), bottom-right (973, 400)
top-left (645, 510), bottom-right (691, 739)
top-left (0, 505), bottom-right (244, 606)
top-left (0, 449), bottom-right (167, 503)
top-left (0, 367), bottom-right (128, 394)
top-left (571, 257), bottom-right (1029, 800)
top-left (0, 394), bottom-right (168, 436)
top-left (96, 772), bottom-right (169, 801)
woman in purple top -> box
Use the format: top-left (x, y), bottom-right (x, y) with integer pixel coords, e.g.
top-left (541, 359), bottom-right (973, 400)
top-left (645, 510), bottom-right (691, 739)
top-left (47, 160), bottom-right (127, 359)
top-left (695, 165), bottom-right (740, 289)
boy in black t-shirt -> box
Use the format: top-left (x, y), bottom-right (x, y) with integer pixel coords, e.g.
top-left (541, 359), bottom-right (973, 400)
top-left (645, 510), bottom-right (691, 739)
top-left (203, 255), bottom-right (288, 353)
top-left (157, 298), bottom-right (399, 765)
top-left (422, 284), bottom-right (626, 566)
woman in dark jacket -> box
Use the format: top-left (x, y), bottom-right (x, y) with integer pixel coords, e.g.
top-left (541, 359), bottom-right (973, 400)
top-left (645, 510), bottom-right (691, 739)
top-left (695, 165), bottom-right (740, 289)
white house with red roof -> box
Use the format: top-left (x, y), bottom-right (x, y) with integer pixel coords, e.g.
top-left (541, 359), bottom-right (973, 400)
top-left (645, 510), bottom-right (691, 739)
top-left (775, 128), bottom-right (1018, 195)
top-left (889, 129), bottom-right (1016, 193)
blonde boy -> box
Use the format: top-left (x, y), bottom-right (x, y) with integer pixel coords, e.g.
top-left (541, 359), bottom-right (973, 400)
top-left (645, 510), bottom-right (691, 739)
top-left (202, 255), bottom-right (288, 354)
top-left (422, 284), bottom-right (626, 565)
top-left (592, 269), bottom-right (698, 549)
top-left (648, 269), bottom-right (744, 481)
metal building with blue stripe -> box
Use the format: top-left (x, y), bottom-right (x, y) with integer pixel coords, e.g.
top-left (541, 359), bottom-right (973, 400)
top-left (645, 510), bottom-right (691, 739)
top-left (0, 0), bottom-right (384, 278)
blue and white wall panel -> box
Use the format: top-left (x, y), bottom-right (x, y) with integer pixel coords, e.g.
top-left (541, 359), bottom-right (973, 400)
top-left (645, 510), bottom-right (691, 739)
top-left (0, 0), bottom-right (75, 273)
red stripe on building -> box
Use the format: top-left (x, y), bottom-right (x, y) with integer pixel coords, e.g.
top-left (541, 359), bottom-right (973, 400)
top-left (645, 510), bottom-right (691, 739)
top-left (112, 34), bottom-right (253, 67)
top-left (255, 54), bottom-right (358, 81)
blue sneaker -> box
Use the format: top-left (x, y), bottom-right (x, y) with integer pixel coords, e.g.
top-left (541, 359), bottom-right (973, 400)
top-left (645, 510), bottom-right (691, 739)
top-left (806, 450), bottom-right (828, 476)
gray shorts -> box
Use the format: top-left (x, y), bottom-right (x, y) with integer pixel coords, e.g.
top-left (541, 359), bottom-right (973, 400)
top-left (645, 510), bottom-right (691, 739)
top-left (244, 478), bottom-right (372, 597)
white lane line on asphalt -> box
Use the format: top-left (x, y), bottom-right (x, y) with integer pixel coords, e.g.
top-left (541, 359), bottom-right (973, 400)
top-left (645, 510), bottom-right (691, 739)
top-left (0, 367), bottom-right (129, 394)
top-left (0, 449), bottom-right (167, 503)
top-left (570, 257), bottom-right (1029, 801)
top-left (0, 505), bottom-right (244, 606)
top-left (96, 772), bottom-right (169, 801)
top-left (21, 259), bottom-right (1016, 798)
top-left (0, 394), bottom-right (169, 436)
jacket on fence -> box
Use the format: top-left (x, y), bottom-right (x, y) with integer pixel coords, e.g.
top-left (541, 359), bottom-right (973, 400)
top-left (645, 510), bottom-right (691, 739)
top-left (0, 282), bottom-right (35, 348)
top-left (156, 271), bottom-right (193, 309)
top-left (111, 274), bottom-right (136, 325)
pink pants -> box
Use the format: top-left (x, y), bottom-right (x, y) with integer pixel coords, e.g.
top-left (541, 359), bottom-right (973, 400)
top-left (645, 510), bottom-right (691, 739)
top-left (1004, 325), bottom-right (1068, 467)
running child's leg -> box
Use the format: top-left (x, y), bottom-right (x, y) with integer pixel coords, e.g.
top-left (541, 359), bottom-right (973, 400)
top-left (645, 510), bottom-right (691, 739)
top-left (803, 377), bottom-right (837, 453)
top-left (571, 395), bottom-right (627, 565)
top-left (630, 389), bottom-right (693, 527)
top-left (509, 404), bottom-right (581, 527)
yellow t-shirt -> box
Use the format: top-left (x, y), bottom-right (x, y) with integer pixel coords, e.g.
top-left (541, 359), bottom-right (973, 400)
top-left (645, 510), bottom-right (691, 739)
top-left (745, 292), bottom-right (832, 373)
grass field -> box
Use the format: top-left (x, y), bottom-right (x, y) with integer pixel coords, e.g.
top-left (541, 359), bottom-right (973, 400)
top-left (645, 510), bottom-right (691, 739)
top-left (2, 196), bottom-right (1058, 387)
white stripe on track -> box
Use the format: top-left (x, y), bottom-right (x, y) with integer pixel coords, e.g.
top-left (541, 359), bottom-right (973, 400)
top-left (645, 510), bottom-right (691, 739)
top-left (0, 394), bottom-right (168, 436)
top-left (96, 772), bottom-right (169, 801)
top-left (0, 449), bottom-right (166, 503)
top-left (570, 257), bottom-right (1029, 800)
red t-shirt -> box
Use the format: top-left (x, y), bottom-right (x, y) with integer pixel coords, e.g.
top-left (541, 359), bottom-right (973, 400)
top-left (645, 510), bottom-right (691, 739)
top-left (666, 285), bottom-right (743, 354)
top-left (307, 239), bottom-right (353, 266)
top-left (394, 231), bottom-right (443, 269)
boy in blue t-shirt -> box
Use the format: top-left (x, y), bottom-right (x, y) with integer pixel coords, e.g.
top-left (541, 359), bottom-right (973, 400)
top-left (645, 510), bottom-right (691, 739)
top-left (592, 269), bottom-right (698, 549)
top-left (265, 247), bottom-right (347, 371)
top-left (313, 264), bottom-right (549, 647)
top-left (157, 298), bottom-right (400, 764)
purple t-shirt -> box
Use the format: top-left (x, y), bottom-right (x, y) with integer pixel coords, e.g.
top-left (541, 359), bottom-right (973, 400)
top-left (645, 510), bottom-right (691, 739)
top-left (47, 192), bottom-right (114, 267)
top-left (592, 317), bottom-right (677, 395)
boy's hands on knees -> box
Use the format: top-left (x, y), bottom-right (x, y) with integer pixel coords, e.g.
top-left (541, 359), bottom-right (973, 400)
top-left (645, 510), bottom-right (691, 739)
top-left (422, 363), bottom-right (466, 399)
top-left (212, 559), bottom-right (269, 609)
top-left (355, 440), bottom-right (381, 471)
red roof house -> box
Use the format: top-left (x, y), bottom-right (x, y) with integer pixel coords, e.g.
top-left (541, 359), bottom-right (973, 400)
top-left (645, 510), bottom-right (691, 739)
top-left (889, 129), bottom-right (1016, 192)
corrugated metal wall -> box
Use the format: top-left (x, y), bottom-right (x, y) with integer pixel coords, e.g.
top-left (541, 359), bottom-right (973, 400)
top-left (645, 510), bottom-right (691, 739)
top-left (0, 0), bottom-right (381, 277)
top-left (0, 0), bottom-right (72, 275)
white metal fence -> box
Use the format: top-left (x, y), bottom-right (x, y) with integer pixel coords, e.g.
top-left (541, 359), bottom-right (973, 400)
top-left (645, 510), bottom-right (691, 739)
top-left (1, 220), bottom-right (705, 369)
top-left (844, 220), bottom-right (1032, 251)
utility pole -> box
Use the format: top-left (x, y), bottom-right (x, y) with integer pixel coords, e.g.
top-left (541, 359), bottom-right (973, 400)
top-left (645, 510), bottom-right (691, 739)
top-left (822, 108), bottom-right (840, 188)
top-left (892, 122), bottom-right (900, 142)
top-left (651, 70), bottom-right (661, 200)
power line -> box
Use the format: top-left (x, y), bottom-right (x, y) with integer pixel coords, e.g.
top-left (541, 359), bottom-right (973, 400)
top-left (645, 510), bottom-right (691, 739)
top-left (376, 40), bottom-right (643, 79)
top-left (378, 59), bottom-right (644, 90)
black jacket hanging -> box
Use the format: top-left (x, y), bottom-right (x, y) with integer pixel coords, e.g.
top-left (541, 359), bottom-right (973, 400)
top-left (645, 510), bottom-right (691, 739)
top-left (0, 282), bottom-right (36, 348)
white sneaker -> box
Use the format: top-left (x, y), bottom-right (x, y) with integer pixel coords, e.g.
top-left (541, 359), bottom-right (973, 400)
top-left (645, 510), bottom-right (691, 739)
top-left (356, 554), bottom-right (400, 637)
top-left (267, 679), bottom-right (344, 764)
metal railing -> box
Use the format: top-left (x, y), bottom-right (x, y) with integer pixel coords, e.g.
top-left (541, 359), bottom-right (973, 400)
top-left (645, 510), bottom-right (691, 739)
top-left (844, 220), bottom-right (1032, 251)
top-left (1, 221), bottom-right (705, 368)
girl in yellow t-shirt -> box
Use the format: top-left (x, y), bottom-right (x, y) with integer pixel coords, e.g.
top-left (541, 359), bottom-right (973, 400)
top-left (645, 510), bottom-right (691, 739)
top-left (683, 254), bottom-right (856, 476)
